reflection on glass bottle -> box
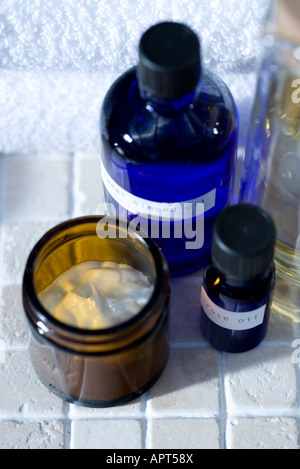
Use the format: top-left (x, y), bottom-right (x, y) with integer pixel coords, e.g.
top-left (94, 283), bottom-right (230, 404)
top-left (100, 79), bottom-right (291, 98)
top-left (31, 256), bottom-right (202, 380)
top-left (240, 32), bottom-right (300, 322)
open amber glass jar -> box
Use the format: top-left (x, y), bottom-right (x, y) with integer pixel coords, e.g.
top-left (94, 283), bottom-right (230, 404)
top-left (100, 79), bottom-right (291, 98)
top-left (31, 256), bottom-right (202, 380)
top-left (22, 216), bottom-right (170, 407)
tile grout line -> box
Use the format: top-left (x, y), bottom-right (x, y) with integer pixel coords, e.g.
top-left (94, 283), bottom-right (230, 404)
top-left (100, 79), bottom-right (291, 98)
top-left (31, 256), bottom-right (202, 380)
top-left (64, 152), bottom-right (75, 448)
top-left (1, 152), bottom-right (73, 163)
top-left (295, 334), bottom-right (300, 448)
top-left (0, 155), bottom-right (6, 285)
top-left (292, 319), bottom-right (300, 448)
top-left (0, 154), bottom-right (6, 220)
top-left (1, 216), bottom-right (70, 223)
top-left (170, 339), bottom-right (296, 350)
top-left (68, 152), bottom-right (76, 219)
top-left (0, 155), bottom-right (6, 362)
top-left (1, 408), bottom-right (299, 424)
top-left (71, 151), bottom-right (89, 218)
top-left (63, 402), bottom-right (72, 450)
top-left (141, 391), bottom-right (150, 449)
top-left (218, 352), bottom-right (228, 449)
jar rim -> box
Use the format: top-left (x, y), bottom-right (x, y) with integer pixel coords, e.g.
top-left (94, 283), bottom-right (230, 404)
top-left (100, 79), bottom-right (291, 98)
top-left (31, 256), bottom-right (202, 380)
top-left (22, 215), bottom-right (169, 340)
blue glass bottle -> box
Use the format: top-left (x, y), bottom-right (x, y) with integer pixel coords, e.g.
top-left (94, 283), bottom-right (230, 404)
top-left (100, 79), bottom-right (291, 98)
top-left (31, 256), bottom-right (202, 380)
top-left (200, 204), bottom-right (276, 353)
top-left (100, 22), bottom-right (238, 275)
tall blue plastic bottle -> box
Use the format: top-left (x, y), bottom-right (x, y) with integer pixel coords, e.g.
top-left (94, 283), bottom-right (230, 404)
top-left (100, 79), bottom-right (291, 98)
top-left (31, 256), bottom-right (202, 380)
top-left (100, 22), bottom-right (238, 275)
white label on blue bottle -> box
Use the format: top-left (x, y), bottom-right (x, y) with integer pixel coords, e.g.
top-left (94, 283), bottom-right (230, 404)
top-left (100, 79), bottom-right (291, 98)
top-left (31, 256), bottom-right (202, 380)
top-left (100, 161), bottom-right (216, 221)
top-left (200, 287), bottom-right (266, 331)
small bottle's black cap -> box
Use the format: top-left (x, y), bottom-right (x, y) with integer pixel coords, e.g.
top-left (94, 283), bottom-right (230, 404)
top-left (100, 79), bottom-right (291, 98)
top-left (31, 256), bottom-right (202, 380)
top-left (137, 22), bottom-right (201, 100)
top-left (211, 204), bottom-right (276, 281)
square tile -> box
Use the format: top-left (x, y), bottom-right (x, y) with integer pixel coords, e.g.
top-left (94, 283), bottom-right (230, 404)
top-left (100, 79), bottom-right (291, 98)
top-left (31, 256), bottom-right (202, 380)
top-left (148, 418), bottom-right (221, 449)
top-left (147, 348), bottom-right (220, 417)
top-left (72, 154), bottom-right (104, 216)
top-left (71, 419), bottom-right (143, 449)
top-left (225, 346), bottom-right (298, 412)
top-left (0, 220), bottom-right (55, 283)
top-left (0, 284), bottom-right (29, 347)
top-left (0, 351), bottom-right (64, 417)
top-left (0, 420), bottom-right (64, 449)
top-left (227, 417), bottom-right (299, 449)
top-left (4, 154), bottom-right (71, 219)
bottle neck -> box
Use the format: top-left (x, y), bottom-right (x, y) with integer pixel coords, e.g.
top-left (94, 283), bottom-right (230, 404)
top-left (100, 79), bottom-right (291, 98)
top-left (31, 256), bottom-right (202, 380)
top-left (209, 261), bottom-right (275, 290)
top-left (138, 81), bottom-right (198, 113)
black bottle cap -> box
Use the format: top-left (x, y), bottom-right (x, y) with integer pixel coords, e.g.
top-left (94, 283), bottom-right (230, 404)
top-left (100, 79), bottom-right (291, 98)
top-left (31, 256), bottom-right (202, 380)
top-left (137, 22), bottom-right (201, 99)
top-left (211, 204), bottom-right (276, 281)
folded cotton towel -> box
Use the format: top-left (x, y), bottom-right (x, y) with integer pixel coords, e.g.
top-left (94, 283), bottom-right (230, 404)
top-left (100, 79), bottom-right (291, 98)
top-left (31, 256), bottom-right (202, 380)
top-left (0, 0), bottom-right (270, 153)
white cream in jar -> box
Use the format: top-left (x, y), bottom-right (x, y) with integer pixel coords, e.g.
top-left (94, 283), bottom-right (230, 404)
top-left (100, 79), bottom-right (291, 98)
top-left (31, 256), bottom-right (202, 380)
top-left (38, 260), bottom-right (154, 329)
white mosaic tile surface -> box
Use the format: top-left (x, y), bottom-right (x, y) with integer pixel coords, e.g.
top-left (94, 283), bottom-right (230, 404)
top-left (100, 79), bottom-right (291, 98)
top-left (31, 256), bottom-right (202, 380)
top-left (0, 152), bottom-right (299, 449)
